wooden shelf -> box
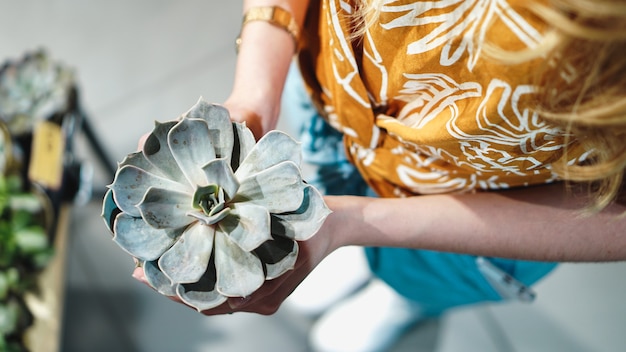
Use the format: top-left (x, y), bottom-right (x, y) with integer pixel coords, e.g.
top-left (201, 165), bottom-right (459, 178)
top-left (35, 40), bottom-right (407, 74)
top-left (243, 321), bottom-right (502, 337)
top-left (22, 206), bottom-right (70, 352)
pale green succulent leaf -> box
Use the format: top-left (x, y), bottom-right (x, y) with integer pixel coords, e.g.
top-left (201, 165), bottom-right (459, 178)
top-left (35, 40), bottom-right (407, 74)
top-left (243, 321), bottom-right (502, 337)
top-left (264, 240), bottom-right (298, 280)
top-left (219, 203), bottom-right (271, 252)
top-left (201, 158), bottom-right (239, 201)
top-left (159, 222), bottom-right (214, 284)
top-left (253, 234), bottom-right (298, 279)
top-left (119, 151), bottom-right (165, 178)
top-left (231, 122), bottom-right (256, 171)
top-left (113, 213), bottom-right (180, 261)
top-left (184, 98), bottom-right (230, 125)
top-left (111, 165), bottom-right (189, 217)
top-left (177, 259), bottom-right (228, 311)
top-left (253, 234), bottom-right (295, 263)
top-left (177, 286), bottom-right (228, 312)
top-left (142, 260), bottom-right (177, 297)
top-left (273, 185), bottom-right (332, 241)
top-left (192, 184), bottom-right (220, 213)
top-left (214, 231), bottom-right (265, 297)
top-left (138, 187), bottom-right (196, 229)
top-left (168, 118), bottom-right (216, 187)
top-left (101, 188), bottom-right (120, 233)
top-left (188, 208), bottom-right (231, 226)
top-left (185, 99), bottom-right (234, 163)
top-left (235, 130), bottom-right (301, 179)
top-left (143, 121), bottom-right (185, 181)
top-left (234, 161), bottom-right (306, 213)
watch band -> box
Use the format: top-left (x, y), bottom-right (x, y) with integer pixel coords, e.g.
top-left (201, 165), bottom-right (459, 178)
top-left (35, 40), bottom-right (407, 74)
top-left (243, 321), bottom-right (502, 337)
top-left (236, 6), bottom-right (299, 54)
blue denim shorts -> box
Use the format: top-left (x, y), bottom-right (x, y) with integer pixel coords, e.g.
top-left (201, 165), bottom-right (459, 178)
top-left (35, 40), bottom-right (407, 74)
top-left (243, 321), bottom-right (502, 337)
top-left (282, 64), bottom-right (557, 316)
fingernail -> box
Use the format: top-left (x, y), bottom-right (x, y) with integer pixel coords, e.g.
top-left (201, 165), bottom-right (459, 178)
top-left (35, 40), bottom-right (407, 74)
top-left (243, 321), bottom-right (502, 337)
top-left (132, 267), bottom-right (144, 280)
top-left (228, 296), bottom-right (251, 309)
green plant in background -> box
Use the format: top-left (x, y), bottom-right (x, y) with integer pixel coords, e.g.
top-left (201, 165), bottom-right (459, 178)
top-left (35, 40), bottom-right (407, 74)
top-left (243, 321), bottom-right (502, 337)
top-left (0, 173), bottom-right (52, 351)
top-left (0, 175), bottom-right (52, 269)
top-left (0, 48), bottom-right (67, 352)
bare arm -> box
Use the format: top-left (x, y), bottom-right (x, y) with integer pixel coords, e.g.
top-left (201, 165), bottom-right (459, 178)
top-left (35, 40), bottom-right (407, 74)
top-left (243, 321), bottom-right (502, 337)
top-left (190, 183), bottom-right (626, 316)
top-left (134, 1), bottom-right (626, 316)
top-left (224, 0), bottom-right (310, 138)
top-left (222, 3), bottom-right (626, 261)
top-left (324, 183), bottom-right (626, 262)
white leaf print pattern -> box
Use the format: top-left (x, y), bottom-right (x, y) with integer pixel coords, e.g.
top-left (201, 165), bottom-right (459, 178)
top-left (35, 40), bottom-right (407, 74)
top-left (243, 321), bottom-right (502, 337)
top-left (391, 133), bottom-right (511, 193)
top-left (396, 72), bottom-right (482, 128)
top-left (396, 148), bottom-right (473, 194)
top-left (447, 79), bottom-right (565, 175)
top-left (327, 0), bottom-right (370, 108)
top-left (397, 161), bottom-right (510, 193)
top-left (380, 0), bottom-right (543, 70)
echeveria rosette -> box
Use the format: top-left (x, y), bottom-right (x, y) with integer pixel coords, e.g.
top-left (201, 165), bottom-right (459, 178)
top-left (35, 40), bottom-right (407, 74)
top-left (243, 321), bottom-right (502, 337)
top-left (0, 49), bottom-right (75, 135)
top-left (101, 98), bottom-right (331, 311)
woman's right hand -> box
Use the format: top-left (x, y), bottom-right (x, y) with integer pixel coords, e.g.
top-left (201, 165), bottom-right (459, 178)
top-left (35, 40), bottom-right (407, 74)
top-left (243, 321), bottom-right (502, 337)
top-left (130, 194), bottom-right (344, 316)
top-left (223, 99), bottom-right (275, 140)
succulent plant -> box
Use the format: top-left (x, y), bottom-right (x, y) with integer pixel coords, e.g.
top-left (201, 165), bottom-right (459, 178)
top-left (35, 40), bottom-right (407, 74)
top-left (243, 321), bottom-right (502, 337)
top-left (0, 49), bottom-right (75, 135)
top-left (102, 98), bottom-right (331, 311)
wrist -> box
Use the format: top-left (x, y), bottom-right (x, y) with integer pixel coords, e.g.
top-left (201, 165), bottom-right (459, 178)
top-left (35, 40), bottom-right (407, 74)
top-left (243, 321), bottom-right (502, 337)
top-left (321, 195), bottom-right (377, 250)
top-left (323, 195), bottom-right (424, 250)
top-left (236, 6), bottom-right (300, 54)
top-left (222, 96), bottom-right (279, 139)
top-left (228, 22), bottom-right (295, 136)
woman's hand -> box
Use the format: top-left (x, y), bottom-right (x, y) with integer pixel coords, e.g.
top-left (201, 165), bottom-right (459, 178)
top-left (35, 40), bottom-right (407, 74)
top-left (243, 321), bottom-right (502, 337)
top-left (204, 222), bottom-right (336, 316)
top-left (131, 197), bottom-right (341, 315)
top-left (222, 100), bottom-right (272, 140)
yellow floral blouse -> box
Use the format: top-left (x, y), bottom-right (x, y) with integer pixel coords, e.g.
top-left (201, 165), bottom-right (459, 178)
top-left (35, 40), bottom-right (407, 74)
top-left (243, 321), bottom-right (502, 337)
top-left (298, 0), bottom-right (588, 198)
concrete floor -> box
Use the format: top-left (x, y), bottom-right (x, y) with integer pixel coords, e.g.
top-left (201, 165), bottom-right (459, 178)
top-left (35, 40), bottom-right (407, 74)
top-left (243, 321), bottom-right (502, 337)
top-left (1, 1), bottom-right (626, 351)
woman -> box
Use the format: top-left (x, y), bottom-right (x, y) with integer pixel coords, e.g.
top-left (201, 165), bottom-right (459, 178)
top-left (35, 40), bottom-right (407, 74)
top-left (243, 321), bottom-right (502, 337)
top-left (136, 0), bottom-right (626, 350)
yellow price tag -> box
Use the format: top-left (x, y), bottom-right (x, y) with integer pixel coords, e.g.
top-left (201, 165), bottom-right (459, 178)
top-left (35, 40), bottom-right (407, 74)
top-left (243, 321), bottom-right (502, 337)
top-left (28, 121), bottom-right (65, 190)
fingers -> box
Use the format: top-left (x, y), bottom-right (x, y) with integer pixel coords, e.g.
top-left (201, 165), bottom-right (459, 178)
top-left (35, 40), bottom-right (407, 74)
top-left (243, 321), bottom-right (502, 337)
top-left (216, 249), bottom-right (317, 315)
top-left (132, 261), bottom-right (310, 316)
top-left (137, 132), bottom-right (150, 151)
top-left (132, 265), bottom-right (146, 282)
top-left (222, 103), bottom-right (266, 140)
top-left (130, 227), bottom-right (328, 316)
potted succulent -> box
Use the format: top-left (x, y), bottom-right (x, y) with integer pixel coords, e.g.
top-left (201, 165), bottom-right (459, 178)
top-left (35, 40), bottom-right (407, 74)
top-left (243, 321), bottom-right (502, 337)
top-left (102, 98), bottom-right (331, 311)
top-left (0, 49), bottom-right (75, 352)
top-left (0, 49), bottom-right (75, 136)
top-left (0, 48), bottom-right (82, 229)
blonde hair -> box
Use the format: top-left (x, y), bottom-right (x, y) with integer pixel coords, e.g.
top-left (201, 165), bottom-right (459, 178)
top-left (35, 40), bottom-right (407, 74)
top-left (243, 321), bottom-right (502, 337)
top-left (352, 0), bottom-right (626, 211)
top-left (350, 0), bottom-right (384, 39)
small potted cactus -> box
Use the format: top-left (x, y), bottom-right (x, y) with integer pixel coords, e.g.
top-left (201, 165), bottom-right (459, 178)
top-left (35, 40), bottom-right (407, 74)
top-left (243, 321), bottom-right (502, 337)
top-left (102, 98), bottom-right (331, 311)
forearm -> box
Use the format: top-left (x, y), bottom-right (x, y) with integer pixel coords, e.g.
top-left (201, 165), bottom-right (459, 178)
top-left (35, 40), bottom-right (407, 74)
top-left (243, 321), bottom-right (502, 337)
top-left (225, 0), bottom-right (309, 136)
top-left (324, 183), bottom-right (626, 262)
